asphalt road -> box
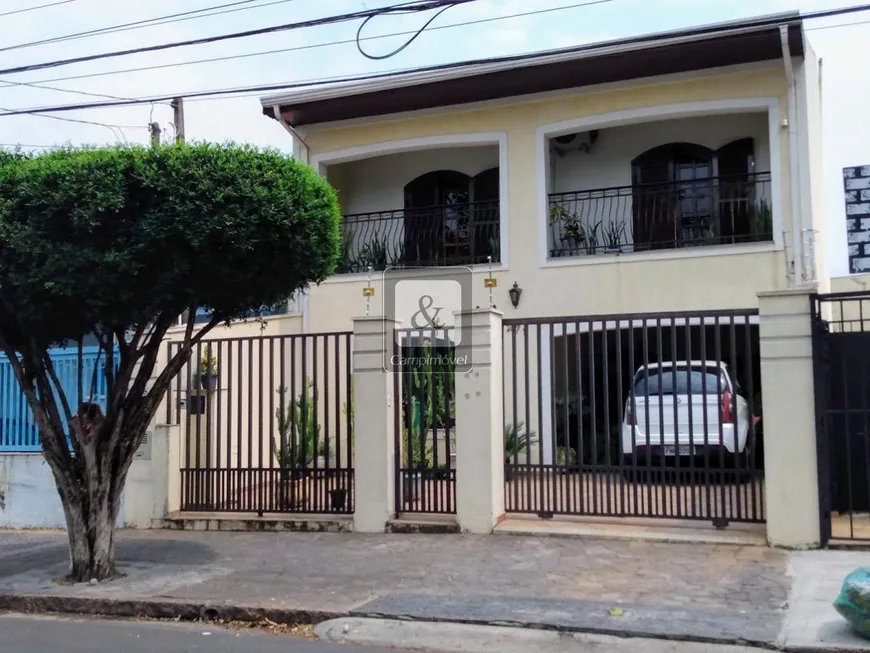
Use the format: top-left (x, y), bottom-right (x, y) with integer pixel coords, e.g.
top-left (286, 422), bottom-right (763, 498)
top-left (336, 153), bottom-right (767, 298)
top-left (0, 613), bottom-right (404, 653)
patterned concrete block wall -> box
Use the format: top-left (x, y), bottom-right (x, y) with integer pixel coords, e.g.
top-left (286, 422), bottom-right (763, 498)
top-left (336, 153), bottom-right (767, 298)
top-left (845, 165), bottom-right (870, 273)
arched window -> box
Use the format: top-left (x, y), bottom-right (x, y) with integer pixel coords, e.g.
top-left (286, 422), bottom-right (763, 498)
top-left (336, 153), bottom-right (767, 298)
top-left (402, 168), bottom-right (500, 266)
top-left (630, 139), bottom-right (759, 250)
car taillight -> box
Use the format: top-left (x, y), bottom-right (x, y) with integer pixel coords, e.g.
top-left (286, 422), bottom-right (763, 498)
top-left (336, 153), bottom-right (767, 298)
top-left (722, 391), bottom-right (733, 423)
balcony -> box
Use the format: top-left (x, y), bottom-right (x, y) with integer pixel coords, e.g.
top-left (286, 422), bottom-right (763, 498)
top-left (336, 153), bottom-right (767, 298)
top-left (337, 200), bottom-right (500, 273)
top-left (548, 172), bottom-right (773, 258)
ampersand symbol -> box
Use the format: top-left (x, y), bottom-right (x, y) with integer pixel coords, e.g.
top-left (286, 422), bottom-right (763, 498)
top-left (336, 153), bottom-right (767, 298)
top-left (410, 294), bottom-right (443, 329)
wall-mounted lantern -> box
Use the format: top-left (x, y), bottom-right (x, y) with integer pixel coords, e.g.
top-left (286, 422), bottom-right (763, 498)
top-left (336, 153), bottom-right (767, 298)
top-left (508, 282), bottom-right (522, 309)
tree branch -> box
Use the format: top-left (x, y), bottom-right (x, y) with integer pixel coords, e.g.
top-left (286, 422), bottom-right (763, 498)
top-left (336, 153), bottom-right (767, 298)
top-left (124, 316), bottom-right (221, 448)
top-left (42, 352), bottom-right (77, 435)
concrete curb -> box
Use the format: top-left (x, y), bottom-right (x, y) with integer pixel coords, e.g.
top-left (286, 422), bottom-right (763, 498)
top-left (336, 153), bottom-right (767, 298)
top-left (1, 593), bottom-right (855, 652)
top-left (0, 594), bottom-right (342, 626)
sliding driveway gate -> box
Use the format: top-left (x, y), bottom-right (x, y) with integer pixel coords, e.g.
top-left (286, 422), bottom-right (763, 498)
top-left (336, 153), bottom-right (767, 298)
top-left (502, 310), bottom-right (765, 526)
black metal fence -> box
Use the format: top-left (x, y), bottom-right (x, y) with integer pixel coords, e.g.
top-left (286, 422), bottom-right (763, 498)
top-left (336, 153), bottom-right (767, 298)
top-left (812, 291), bottom-right (870, 544)
top-left (502, 310), bottom-right (764, 525)
top-left (393, 327), bottom-right (456, 514)
top-left (548, 172), bottom-right (772, 257)
top-left (166, 332), bottom-right (354, 515)
top-left (338, 201), bottom-right (500, 273)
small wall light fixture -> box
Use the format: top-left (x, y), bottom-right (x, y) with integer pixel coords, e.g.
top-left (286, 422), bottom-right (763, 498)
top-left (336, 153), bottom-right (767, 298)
top-left (508, 282), bottom-right (522, 309)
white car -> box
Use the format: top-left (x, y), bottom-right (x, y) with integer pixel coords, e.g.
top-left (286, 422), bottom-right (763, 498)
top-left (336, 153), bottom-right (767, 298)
top-left (621, 360), bottom-right (752, 463)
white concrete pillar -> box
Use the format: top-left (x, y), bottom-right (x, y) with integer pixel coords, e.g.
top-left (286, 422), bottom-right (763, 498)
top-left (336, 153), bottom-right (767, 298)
top-left (352, 316), bottom-right (399, 532)
top-left (758, 285), bottom-right (820, 548)
top-left (454, 308), bottom-right (505, 534)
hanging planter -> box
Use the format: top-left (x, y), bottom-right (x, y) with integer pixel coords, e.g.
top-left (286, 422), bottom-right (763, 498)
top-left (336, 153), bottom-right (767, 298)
top-left (199, 349), bottom-right (218, 391)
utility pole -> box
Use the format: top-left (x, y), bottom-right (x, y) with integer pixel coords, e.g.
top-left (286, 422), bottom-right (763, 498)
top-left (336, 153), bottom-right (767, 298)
top-left (148, 122), bottom-right (161, 147)
top-left (171, 97), bottom-right (185, 143)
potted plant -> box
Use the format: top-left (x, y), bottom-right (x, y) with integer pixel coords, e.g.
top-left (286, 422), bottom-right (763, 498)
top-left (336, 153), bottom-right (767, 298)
top-left (504, 421), bottom-right (537, 482)
top-left (556, 445), bottom-right (577, 474)
top-left (199, 348), bottom-right (218, 390)
top-left (328, 382), bottom-right (355, 512)
top-left (549, 204), bottom-right (584, 257)
top-left (602, 219), bottom-right (627, 254)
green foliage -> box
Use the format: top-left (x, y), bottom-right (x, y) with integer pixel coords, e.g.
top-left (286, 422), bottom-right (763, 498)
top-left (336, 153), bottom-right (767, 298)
top-left (504, 421), bottom-right (537, 463)
top-left (273, 379), bottom-right (322, 470)
top-left (0, 143), bottom-right (341, 349)
top-left (557, 445), bottom-right (577, 465)
top-left (401, 426), bottom-right (433, 469)
top-left (602, 219), bottom-right (627, 250)
top-left (401, 337), bottom-right (454, 431)
top-left (341, 377), bottom-right (354, 452)
top-left (199, 348), bottom-right (217, 376)
top-left (549, 204), bottom-right (601, 255)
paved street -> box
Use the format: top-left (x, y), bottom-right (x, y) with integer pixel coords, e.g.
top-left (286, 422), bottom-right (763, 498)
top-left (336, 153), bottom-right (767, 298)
top-left (0, 613), bottom-right (401, 653)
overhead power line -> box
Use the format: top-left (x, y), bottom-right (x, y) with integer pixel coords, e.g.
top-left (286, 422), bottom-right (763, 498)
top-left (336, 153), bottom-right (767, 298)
top-left (3, 2), bottom-right (870, 118)
top-left (0, 143), bottom-right (58, 149)
top-left (0, 0), bottom-right (75, 19)
top-left (0, 76), bottom-right (172, 105)
top-left (0, 103), bottom-right (138, 130)
top-left (0, 0), bottom-right (296, 54)
top-left (0, 0), bottom-right (612, 96)
top-left (0, 0), bottom-right (478, 76)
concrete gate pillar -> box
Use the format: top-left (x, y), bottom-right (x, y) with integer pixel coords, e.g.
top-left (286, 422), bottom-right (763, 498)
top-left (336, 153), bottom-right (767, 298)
top-left (757, 285), bottom-right (821, 548)
top-left (454, 308), bottom-right (505, 534)
top-left (352, 316), bottom-right (400, 532)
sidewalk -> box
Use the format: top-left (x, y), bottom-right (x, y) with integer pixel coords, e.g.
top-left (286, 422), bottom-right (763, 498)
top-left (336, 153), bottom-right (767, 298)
top-left (0, 530), bottom-right (867, 650)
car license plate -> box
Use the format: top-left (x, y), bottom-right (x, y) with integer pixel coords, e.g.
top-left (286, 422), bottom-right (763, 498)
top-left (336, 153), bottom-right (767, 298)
top-left (664, 445), bottom-right (693, 456)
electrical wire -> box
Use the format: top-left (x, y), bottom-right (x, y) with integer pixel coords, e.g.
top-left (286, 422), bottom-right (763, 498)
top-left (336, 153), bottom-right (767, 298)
top-left (3, 2), bottom-right (870, 118)
top-left (0, 105), bottom-right (144, 129)
top-left (0, 0), bottom-right (610, 91)
top-left (0, 143), bottom-right (58, 148)
top-left (0, 0), bottom-right (75, 19)
top-left (356, 2), bottom-right (454, 60)
top-left (0, 0), bottom-right (297, 54)
top-left (807, 17), bottom-right (870, 31)
top-left (0, 76), bottom-right (172, 105)
top-left (0, 0), bottom-right (479, 76)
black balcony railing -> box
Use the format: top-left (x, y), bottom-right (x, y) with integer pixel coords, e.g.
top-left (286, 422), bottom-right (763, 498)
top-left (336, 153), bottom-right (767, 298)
top-left (548, 172), bottom-right (773, 258)
top-left (337, 200), bottom-right (500, 273)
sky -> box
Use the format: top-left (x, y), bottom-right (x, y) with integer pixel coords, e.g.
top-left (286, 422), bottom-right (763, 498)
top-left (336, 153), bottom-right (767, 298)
top-left (0, 0), bottom-right (866, 276)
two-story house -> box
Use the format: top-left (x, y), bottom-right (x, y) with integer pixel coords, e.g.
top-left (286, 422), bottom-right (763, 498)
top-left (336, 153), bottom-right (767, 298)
top-left (261, 12), bottom-right (826, 333)
top-left (148, 11), bottom-right (828, 529)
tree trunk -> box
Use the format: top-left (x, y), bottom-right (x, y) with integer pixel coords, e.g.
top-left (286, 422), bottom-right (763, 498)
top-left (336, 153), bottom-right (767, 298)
top-left (57, 474), bottom-right (123, 583)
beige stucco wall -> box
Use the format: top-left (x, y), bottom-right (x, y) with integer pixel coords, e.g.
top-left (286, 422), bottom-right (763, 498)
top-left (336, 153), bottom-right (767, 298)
top-left (329, 145), bottom-right (500, 215)
top-left (550, 112), bottom-right (771, 194)
top-left (300, 66), bottom-right (800, 334)
top-left (831, 274), bottom-right (870, 293)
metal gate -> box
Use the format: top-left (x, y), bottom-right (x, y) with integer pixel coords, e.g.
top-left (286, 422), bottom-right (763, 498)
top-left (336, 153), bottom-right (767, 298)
top-left (393, 326), bottom-right (456, 515)
top-left (812, 291), bottom-right (870, 545)
top-left (503, 310), bottom-right (765, 526)
top-left (166, 332), bottom-right (354, 515)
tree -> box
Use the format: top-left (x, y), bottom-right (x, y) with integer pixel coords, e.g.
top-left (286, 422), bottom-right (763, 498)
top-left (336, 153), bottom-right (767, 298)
top-left (0, 143), bottom-right (340, 581)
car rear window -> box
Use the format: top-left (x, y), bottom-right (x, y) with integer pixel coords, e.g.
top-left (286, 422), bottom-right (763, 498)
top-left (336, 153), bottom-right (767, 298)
top-left (633, 368), bottom-right (726, 396)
